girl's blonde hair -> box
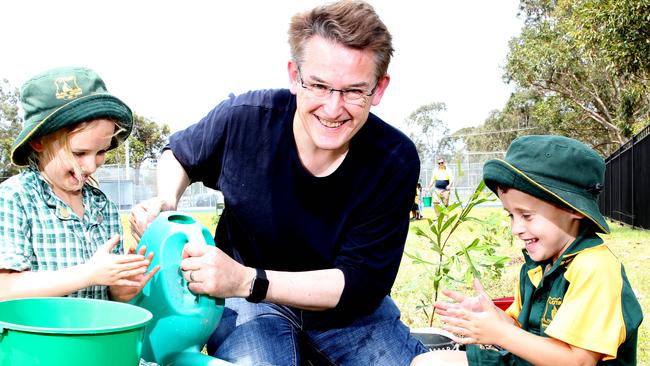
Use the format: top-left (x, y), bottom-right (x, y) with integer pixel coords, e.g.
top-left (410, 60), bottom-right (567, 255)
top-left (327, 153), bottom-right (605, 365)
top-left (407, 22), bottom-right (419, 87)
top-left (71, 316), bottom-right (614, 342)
top-left (29, 119), bottom-right (124, 190)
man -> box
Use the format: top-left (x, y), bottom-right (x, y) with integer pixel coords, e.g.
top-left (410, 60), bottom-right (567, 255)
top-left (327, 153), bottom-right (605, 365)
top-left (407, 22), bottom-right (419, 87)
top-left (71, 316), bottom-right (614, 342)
top-left (130, 1), bottom-right (426, 364)
top-left (427, 158), bottom-right (453, 208)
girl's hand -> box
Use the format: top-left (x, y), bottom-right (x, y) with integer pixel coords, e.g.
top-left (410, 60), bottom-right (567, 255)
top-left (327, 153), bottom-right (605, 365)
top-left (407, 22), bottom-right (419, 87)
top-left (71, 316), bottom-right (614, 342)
top-left (109, 244), bottom-right (160, 302)
top-left (83, 235), bottom-right (151, 287)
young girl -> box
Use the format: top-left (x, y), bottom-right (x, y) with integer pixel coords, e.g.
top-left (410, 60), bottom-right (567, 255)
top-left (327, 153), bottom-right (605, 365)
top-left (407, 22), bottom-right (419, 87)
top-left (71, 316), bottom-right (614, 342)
top-left (0, 66), bottom-right (158, 302)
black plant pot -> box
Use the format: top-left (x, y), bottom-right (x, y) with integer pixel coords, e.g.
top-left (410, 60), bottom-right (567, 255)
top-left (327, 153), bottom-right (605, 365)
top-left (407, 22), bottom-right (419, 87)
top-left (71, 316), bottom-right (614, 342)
top-left (410, 328), bottom-right (464, 351)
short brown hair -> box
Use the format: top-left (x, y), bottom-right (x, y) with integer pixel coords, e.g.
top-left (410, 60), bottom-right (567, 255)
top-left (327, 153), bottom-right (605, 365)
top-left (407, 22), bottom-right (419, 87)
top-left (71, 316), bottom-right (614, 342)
top-left (288, 0), bottom-right (394, 81)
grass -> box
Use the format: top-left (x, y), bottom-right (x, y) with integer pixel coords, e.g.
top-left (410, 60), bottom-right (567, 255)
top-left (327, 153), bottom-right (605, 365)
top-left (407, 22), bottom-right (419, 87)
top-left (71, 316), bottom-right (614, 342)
top-left (120, 208), bottom-right (648, 363)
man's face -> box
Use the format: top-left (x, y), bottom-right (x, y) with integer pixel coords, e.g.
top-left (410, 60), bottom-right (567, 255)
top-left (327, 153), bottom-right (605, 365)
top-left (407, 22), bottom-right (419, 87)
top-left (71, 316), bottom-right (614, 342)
top-left (289, 35), bottom-right (389, 155)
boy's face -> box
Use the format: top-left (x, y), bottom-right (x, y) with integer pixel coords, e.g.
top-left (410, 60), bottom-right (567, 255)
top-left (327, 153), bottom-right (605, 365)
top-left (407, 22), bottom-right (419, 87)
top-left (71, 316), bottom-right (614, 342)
top-left (498, 188), bottom-right (584, 263)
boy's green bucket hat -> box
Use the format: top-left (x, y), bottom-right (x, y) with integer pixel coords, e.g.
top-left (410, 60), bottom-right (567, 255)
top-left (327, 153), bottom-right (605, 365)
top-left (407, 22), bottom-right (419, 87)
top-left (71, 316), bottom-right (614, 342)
top-left (11, 66), bottom-right (133, 166)
top-left (483, 135), bottom-right (609, 233)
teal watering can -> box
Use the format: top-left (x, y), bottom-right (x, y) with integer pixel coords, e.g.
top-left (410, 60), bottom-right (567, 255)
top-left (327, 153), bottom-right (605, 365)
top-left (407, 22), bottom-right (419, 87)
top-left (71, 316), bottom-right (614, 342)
top-left (130, 211), bottom-right (233, 366)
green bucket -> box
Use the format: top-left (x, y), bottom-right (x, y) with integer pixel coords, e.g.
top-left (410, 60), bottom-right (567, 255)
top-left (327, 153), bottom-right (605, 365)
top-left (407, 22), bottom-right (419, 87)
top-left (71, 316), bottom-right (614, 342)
top-left (0, 297), bottom-right (152, 366)
top-left (423, 196), bottom-right (432, 207)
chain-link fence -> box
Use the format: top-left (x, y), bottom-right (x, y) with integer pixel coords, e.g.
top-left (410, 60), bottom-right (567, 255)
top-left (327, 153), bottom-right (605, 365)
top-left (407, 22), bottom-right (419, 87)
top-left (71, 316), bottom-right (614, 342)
top-left (95, 151), bottom-right (506, 212)
top-left (419, 151), bottom-right (505, 204)
top-left (2, 151), bottom-right (504, 212)
top-left (95, 164), bottom-right (223, 212)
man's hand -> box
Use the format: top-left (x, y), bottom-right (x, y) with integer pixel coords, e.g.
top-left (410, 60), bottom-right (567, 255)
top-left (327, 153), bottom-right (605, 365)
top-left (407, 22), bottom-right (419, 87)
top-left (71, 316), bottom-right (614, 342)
top-left (180, 243), bottom-right (252, 299)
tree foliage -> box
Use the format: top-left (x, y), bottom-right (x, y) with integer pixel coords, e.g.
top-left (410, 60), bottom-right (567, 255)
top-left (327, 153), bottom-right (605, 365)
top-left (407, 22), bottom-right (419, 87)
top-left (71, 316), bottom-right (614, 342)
top-left (105, 114), bottom-right (171, 169)
top-left (403, 102), bottom-right (453, 164)
top-left (0, 79), bottom-right (22, 182)
top-left (569, 0), bottom-right (650, 78)
top-left (453, 90), bottom-right (546, 153)
top-left (501, 0), bottom-right (650, 154)
top-left (518, 0), bottom-right (650, 77)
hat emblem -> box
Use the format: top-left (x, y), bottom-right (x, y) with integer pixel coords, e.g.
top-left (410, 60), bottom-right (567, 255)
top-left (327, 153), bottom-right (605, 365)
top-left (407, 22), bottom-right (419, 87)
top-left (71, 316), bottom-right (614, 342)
top-left (54, 76), bottom-right (82, 100)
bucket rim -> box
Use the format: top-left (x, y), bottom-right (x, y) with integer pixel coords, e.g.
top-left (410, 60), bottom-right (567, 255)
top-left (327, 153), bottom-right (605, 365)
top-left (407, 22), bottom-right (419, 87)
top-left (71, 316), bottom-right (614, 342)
top-left (0, 297), bottom-right (152, 334)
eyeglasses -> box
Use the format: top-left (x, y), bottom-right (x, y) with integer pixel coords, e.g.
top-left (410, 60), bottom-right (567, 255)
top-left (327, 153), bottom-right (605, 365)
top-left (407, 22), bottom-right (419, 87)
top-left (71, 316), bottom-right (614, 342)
top-left (297, 66), bottom-right (377, 105)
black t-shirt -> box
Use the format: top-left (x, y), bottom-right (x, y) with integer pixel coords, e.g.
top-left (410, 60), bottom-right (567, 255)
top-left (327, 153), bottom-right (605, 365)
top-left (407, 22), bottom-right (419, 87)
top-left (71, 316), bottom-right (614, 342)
top-left (168, 89), bottom-right (420, 325)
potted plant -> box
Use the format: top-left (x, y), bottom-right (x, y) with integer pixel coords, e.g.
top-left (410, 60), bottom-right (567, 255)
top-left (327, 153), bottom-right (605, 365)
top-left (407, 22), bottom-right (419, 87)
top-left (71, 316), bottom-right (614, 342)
top-left (405, 181), bottom-right (512, 349)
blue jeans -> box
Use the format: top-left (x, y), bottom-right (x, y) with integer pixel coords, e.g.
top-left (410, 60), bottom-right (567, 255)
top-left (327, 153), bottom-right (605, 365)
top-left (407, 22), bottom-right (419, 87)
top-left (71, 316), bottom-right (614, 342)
top-left (207, 296), bottom-right (427, 365)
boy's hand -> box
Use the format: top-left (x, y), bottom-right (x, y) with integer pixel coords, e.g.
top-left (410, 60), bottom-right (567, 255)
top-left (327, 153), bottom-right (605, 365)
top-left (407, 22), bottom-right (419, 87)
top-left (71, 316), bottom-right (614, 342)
top-left (435, 278), bottom-right (516, 345)
top-left (435, 278), bottom-right (487, 315)
top-left (440, 293), bottom-right (504, 345)
top-left (109, 245), bottom-right (160, 302)
top-left (83, 235), bottom-right (151, 287)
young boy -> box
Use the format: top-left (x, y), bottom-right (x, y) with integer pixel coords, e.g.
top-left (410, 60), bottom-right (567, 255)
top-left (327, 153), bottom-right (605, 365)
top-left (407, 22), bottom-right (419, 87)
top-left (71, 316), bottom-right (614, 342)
top-left (411, 135), bottom-right (643, 365)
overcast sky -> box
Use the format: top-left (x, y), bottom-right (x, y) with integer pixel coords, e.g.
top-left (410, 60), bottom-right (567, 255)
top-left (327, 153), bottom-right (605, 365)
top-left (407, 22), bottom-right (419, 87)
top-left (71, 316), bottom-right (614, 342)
top-left (1, 1), bottom-right (523, 133)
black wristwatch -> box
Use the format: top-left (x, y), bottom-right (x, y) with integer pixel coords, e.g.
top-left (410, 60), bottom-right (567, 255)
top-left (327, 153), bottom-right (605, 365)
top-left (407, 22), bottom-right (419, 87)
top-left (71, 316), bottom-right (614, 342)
top-left (246, 268), bottom-right (269, 303)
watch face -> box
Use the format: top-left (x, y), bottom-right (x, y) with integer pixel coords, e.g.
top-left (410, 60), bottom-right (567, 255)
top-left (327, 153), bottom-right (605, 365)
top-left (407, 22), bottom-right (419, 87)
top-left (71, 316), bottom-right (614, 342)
top-left (247, 269), bottom-right (269, 303)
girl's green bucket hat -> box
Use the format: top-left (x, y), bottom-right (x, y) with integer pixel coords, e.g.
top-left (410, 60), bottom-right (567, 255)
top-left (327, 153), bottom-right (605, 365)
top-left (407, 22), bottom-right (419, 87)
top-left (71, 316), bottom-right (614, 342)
top-left (483, 135), bottom-right (609, 233)
top-left (11, 66), bottom-right (133, 166)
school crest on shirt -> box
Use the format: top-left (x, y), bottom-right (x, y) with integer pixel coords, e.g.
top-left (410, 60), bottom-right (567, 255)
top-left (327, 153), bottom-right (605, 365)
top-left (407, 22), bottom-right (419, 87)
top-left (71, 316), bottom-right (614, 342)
top-left (541, 297), bottom-right (562, 329)
top-left (54, 76), bottom-right (82, 100)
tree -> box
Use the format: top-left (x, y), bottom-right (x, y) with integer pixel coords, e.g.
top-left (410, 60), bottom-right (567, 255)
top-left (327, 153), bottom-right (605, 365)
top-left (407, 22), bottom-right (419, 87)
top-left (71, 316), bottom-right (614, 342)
top-left (403, 102), bottom-right (453, 165)
top-left (452, 90), bottom-right (545, 154)
top-left (570, 0), bottom-right (650, 78)
top-left (504, 0), bottom-right (650, 154)
top-left (0, 79), bottom-right (22, 183)
top-left (105, 114), bottom-right (171, 184)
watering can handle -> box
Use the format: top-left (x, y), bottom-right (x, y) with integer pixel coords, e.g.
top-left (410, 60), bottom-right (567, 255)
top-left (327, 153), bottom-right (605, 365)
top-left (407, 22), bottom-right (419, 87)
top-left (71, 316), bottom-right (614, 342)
top-left (161, 223), bottom-right (216, 317)
top-left (183, 226), bottom-right (210, 253)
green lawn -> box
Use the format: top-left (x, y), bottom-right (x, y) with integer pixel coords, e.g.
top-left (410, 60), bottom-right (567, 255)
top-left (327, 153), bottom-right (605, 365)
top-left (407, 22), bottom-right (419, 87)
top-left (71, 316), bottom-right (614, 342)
top-left (121, 207), bottom-right (648, 363)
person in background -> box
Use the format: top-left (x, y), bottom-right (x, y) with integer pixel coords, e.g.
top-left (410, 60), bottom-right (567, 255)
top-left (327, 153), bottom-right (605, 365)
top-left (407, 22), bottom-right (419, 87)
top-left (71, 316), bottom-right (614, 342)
top-left (0, 66), bottom-right (158, 302)
top-left (411, 135), bottom-right (643, 366)
top-left (412, 183), bottom-right (422, 220)
top-left (129, 1), bottom-right (427, 364)
top-left (412, 182), bottom-right (424, 220)
top-left (417, 181), bottom-right (424, 219)
top-left (427, 158), bottom-right (453, 209)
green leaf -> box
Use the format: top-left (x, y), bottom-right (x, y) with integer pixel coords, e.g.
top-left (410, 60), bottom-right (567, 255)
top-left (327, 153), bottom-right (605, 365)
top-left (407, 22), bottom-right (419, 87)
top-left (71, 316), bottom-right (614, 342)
top-left (429, 241), bottom-right (443, 255)
top-left (403, 251), bottom-right (437, 266)
top-left (483, 255), bottom-right (512, 266)
top-left (438, 214), bottom-right (458, 234)
top-left (411, 226), bottom-right (434, 242)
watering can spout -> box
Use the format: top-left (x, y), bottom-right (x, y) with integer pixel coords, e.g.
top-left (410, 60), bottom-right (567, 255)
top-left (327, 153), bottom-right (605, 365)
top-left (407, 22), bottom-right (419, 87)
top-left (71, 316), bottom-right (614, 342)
top-left (131, 212), bottom-right (232, 366)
